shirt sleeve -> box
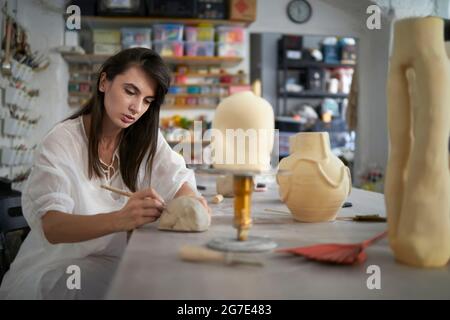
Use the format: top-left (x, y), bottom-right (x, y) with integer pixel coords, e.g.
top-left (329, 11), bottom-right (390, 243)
top-left (21, 126), bottom-right (75, 245)
top-left (144, 130), bottom-right (199, 201)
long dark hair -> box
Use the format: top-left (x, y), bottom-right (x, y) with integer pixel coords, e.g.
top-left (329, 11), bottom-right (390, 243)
top-left (69, 48), bottom-right (171, 192)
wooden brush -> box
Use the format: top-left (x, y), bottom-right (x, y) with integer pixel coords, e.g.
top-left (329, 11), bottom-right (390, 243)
top-left (264, 209), bottom-right (386, 222)
top-left (100, 184), bottom-right (132, 197)
top-left (277, 230), bottom-right (388, 265)
top-left (179, 245), bottom-right (263, 267)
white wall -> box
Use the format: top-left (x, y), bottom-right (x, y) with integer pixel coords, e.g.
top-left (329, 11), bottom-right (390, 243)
top-left (249, 0), bottom-right (365, 36)
top-left (15, 0), bottom-right (71, 146)
top-left (354, 20), bottom-right (391, 181)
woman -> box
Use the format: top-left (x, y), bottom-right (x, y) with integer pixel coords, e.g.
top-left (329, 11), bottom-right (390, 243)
top-left (0, 48), bottom-right (208, 299)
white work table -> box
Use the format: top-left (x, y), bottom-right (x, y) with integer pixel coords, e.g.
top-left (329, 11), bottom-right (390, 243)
top-left (106, 175), bottom-right (450, 299)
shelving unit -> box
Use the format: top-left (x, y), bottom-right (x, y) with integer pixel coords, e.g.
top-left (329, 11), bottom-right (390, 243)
top-left (272, 34), bottom-right (358, 160)
top-left (0, 65), bottom-right (40, 190)
top-left (276, 35), bottom-right (357, 117)
top-left (81, 16), bottom-right (252, 28)
top-left (62, 53), bottom-right (243, 67)
top-left (61, 15), bottom-right (250, 109)
top-left (278, 91), bottom-right (349, 99)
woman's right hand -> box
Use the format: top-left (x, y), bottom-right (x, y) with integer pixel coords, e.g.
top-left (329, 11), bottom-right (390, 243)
top-left (114, 188), bottom-right (166, 232)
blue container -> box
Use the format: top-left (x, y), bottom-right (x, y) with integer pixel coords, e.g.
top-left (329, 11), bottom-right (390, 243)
top-left (168, 86), bottom-right (183, 94)
top-left (322, 44), bottom-right (340, 63)
top-left (187, 86), bottom-right (201, 94)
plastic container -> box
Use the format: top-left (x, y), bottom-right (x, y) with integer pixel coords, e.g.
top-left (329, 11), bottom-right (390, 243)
top-left (94, 43), bottom-right (121, 55)
top-left (185, 41), bottom-right (215, 56)
top-left (93, 29), bottom-right (121, 44)
top-left (153, 41), bottom-right (184, 57)
top-left (168, 86), bottom-right (185, 94)
top-left (153, 24), bottom-right (184, 41)
top-left (186, 86), bottom-right (201, 94)
top-left (164, 96), bottom-right (175, 106)
top-left (216, 42), bottom-right (244, 57)
top-left (121, 28), bottom-right (152, 49)
top-left (185, 26), bottom-right (215, 42)
top-left (121, 28), bottom-right (152, 43)
top-left (216, 26), bottom-right (244, 43)
top-left (122, 41), bottom-right (152, 49)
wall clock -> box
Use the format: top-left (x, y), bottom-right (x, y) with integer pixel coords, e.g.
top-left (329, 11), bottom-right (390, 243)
top-left (287, 0), bottom-right (312, 24)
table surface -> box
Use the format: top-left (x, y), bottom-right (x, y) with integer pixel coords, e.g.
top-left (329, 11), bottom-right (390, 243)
top-left (106, 175), bottom-right (450, 299)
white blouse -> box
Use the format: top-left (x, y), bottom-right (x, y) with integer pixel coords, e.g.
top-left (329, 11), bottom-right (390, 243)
top-left (0, 116), bottom-right (198, 299)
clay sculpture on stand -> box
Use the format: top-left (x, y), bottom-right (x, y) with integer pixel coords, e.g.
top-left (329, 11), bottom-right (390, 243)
top-left (277, 132), bottom-right (351, 222)
top-left (211, 91), bottom-right (274, 172)
top-left (385, 17), bottom-right (450, 268)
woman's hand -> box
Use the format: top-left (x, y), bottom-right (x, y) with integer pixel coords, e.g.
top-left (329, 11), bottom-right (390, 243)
top-left (114, 188), bottom-right (166, 232)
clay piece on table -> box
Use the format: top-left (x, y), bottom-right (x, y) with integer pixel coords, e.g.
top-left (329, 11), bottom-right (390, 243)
top-left (216, 175), bottom-right (234, 198)
top-left (212, 194), bottom-right (224, 204)
top-left (158, 196), bottom-right (210, 232)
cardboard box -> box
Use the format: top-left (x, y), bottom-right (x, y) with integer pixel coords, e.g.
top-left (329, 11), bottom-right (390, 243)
top-left (94, 43), bottom-right (122, 55)
top-left (93, 30), bottom-right (121, 44)
top-left (229, 0), bottom-right (256, 22)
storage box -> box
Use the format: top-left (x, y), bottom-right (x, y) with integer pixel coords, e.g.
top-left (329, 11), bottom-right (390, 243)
top-left (93, 29), bottom-right (121, 44)
top-left (322, 44), bottom-right (340, 63)
top-left (146, 0), bottom-right (197, 18)
top-left (300, 67), bottom-right (325, 91)
top-left (197, 0), bottom-right (227, 19)
top-left (97, 0), bottom-right (146, 16)
top-left (121, 28), bottom-right (152, 48)
top-left (153, 41), bottom-right (184, 57)
top-left (122, 41), bottom-right (152, 49)
top-left (153, 24), bottom-right (184, 41)
top-left (217, 42), bottom-right (244, 57)
top-left (185, 26), bottom-right (215, 42)
top-left (229, 0), bottom-right (256, 22)
top-left (185, 41), bottom-right (215, 56)
top-left (216, 26), bottom-right (244, 43)
top-left (94, 43), bottom-right (122, 55)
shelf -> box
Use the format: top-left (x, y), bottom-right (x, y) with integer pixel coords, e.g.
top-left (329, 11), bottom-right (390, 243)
top-left (69, 79), bottom-right (95, 84)
top-left (173, 72), bottom-right (246, 77)
top-left (171, 83), bottom-right (235, 87)
top-left (166, 93), bottom-right (224, 98)
top-left (280, 60), bottom-right (356, 69)
top-left (81, 16), bottom-right (252, 28)
top-left (69, 70), bottom-right (97, 75)
top-left (62, 54), bottom-right (243, 67)
top-left (279, 91), bottom-right (349, 99)
top-left (164, 56), bottom-right (243, 67)
top-left (68, 92), bottom-right (91, 97)
top-left (162, 104), bottom-right (217, 110)
top-left (166, 140), bottom-right (211, 146)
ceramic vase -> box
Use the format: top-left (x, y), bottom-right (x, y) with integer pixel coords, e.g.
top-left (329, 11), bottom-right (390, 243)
top-left (277, 132), bottom-right (351, 222)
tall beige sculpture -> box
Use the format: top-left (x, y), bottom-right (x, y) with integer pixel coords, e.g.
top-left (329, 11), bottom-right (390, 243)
top-left (277, 132), bottom-right (351, 222)
top-left (386, 17), bottom-right (450, 268)
top-left (211, 91), bottom-right (274, 172)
